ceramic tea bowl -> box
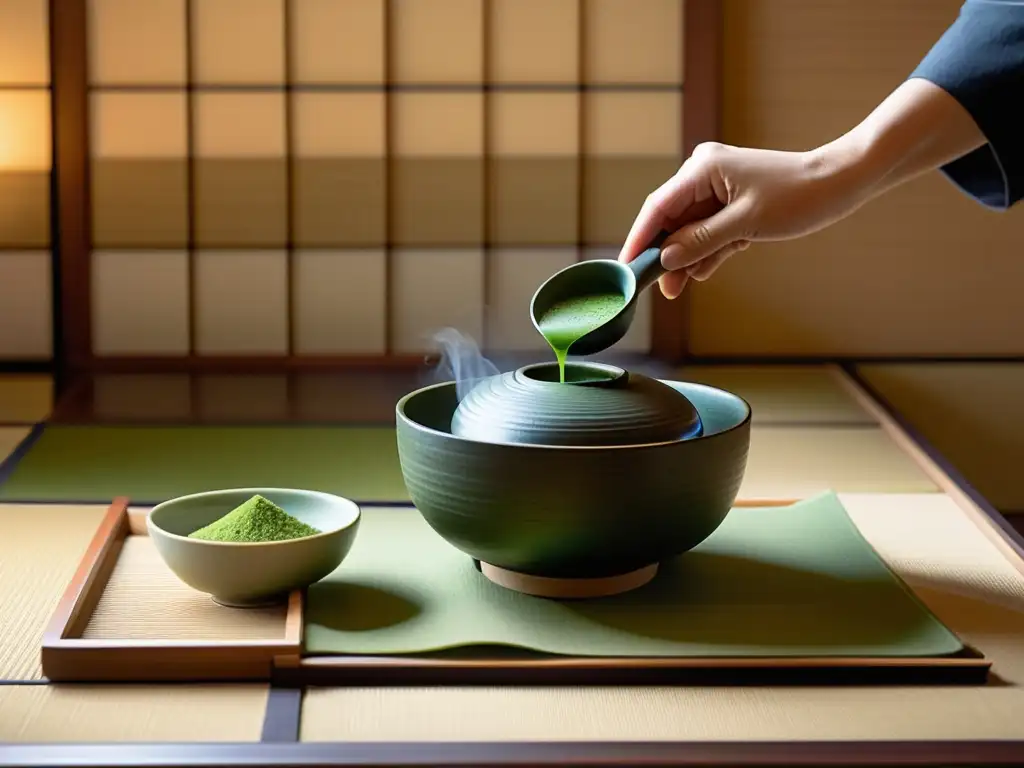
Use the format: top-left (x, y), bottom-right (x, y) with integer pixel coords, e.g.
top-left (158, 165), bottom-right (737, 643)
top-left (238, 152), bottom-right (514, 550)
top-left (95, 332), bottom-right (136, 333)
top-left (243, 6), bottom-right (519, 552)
top-left (395, 361), bottom-right (751, 590)
top-left (147, 487), bottom-right (361, 607)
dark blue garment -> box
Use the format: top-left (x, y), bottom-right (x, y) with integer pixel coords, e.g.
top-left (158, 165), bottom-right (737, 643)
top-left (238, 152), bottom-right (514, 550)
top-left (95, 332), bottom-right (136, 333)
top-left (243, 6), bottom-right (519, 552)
top-left (909, 0), bottom-right (1024, 209)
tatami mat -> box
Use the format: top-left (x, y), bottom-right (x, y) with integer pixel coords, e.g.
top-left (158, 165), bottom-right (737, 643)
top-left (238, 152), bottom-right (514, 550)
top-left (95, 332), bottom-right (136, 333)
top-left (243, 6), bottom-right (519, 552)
top-left (0, 425), bottom-right (406, 503)
top-left (83, 536), bottom-right (287, 640)
top-left (677, 365), bottom-right (874, 424)
top-left (856, 363), bottom-right (1024, 512)
top-left (300, 492), bottom-right (1024, 742)
top-left (739, 426), bottom-right (938, 497)
top-left (0, 684), bottom-right (267, 742)
top-left (0, 424), bottom-right (936, 505)
top-left (0, 504), bottom-right (109, 680)
top-left (0, 426), bottom-right (30, 463)
top-left (0, 375), bottom-right (52, 424)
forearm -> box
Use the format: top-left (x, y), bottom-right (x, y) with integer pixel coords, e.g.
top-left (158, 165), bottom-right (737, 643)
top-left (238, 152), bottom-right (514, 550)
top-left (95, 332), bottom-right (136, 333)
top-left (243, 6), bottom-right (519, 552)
top-left (813, 78), bottom-right (987, 206)
top-left (830, 0), bottom-right (1024, 210)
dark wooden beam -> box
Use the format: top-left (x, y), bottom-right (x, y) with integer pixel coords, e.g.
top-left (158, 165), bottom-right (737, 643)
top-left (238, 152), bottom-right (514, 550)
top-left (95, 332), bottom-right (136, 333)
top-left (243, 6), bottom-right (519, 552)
top-left (650, 0), bottom-right (722, 364)
top-left (49, 0), bottom-right (92, 377)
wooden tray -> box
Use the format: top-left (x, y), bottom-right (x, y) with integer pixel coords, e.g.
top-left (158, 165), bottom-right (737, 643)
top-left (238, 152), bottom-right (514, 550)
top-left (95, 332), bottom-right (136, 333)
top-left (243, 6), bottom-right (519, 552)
top-left (40, 496), bottom-right (991, 686)
top-left (41, 497), bottom-right (303, 683)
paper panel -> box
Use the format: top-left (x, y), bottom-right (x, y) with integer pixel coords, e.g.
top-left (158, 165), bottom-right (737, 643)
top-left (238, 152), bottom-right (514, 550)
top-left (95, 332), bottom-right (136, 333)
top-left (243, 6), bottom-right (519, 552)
top-left (585, 91), bottom-right (682, 157)
top-left (292, 93), bottom-right (385, 157)
top-left (89, 93), bottom-right (189, 246)
top-left (91, 250), bottom-right (190, 356)
top-left (88, 0), bottom-right (187, 85)
top-left (193, 93), bottom-right (286, 157)
top-left (490, 0), bottom-right (578, 83)
top-left (291, 0), bottom-right (384, 84)
top-left (0, 90), bottom-right (51, 171)
top-left (391, 249), bottom-right (484, 353)
top-left (0, 251), bottom-right (52, 359)
top-left (91, 93), bottom-right (187, 159)
top-left (392, 94), bottom-right (484, 245)
top-left (393, 93), bottom-right (483, 157)
top-left (193, 94), bottom-right (287, 246)
top-left (0, 170), bottom-right (49, 248)
top-left (391, 0), bottom-right (483, 83)
top-left (191, 0), bottom-right (285, 84)
top-left (0, 91), bottom-right (51, 246)
top-left (489, 92), bottom-right (578, 244)
top-left (491, 93), bottom-right (578, 157)
top-left (292, 93), bottom-right (385, 245)
top-left (194, 250), bottom-right (289, 354)
top-left (293, 249), bottom-right (387, 354)
top-left (584, 0), bottom-right (683, 83)
top-left (0, 0), bottom-right (49, 85)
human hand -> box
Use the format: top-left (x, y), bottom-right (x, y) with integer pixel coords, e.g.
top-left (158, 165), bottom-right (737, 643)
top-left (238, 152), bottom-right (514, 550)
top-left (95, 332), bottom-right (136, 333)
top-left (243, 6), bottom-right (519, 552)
top-left (618, 77), bottom-right (991, 300)
top-left (617, 140), bottom-right (870, 299)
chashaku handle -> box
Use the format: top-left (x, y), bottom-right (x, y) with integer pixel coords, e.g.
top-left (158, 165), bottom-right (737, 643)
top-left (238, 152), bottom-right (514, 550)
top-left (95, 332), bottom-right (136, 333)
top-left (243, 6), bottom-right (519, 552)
top-left (626, 229), bottom-right (672, 296)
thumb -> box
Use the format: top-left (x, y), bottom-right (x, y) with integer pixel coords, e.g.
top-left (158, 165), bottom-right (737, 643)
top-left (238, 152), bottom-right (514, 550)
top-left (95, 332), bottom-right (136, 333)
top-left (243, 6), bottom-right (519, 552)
top-left (660, 203), bottom-right (751, 271)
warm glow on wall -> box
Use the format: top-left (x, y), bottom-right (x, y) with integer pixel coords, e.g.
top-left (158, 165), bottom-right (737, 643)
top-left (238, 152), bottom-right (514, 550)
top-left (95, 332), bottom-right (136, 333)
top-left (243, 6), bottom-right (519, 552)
top-left (0, 91), bottom-right (51, 171)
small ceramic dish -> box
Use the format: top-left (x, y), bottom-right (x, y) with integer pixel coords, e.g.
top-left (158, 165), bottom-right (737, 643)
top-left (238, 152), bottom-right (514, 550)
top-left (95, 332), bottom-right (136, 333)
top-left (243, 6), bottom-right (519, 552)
top-left (147, 487), bottom-right (361, 608)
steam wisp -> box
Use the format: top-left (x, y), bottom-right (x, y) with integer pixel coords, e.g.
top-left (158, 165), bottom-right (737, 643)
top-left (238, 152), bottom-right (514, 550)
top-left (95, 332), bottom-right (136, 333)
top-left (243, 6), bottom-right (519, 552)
top-left (428, 327), bottom-right (500, 401)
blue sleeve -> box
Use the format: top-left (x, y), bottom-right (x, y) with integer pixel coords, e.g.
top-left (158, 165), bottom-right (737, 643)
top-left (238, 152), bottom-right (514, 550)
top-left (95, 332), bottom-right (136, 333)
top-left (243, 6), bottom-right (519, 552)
top-left (909, 0), bottom-right (1024, 210)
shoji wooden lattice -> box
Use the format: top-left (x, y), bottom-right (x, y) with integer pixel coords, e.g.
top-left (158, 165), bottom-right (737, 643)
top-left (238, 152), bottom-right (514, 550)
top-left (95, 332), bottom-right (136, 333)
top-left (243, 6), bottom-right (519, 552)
top-left (51, 0), bottom-right (719, 373)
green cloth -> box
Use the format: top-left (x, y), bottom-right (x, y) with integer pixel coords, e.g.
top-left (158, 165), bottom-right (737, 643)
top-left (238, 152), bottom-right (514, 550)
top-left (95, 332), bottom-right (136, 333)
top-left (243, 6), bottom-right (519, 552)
top-left (304, 491), bottom-right (963, 658)
top-left (0, 425), bottom-right (407, 503)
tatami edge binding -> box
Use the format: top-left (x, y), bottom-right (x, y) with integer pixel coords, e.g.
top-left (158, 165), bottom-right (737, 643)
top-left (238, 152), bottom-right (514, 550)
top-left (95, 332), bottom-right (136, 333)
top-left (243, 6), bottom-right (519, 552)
top-left (0, 423), bottom-right (47, 488)
top-left (260, 687), bottom-right (303, 744)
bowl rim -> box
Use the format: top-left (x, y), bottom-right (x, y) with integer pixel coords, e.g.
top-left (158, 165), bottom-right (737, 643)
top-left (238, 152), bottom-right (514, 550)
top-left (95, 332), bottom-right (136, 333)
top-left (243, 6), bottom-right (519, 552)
top-left (395, 377), bottom-right (752, 451)
top-left (146, 487), bottom-right (361, 547)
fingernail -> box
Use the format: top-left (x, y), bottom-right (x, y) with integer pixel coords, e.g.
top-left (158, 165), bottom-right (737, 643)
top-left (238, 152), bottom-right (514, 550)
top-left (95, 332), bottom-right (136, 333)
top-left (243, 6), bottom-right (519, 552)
top-left (661, 244), bottom-right (683, 269)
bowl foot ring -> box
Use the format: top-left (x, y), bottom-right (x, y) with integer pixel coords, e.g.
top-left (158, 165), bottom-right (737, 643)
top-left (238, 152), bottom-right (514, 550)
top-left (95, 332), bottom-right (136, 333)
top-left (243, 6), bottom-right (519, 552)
top-left (478, 561), bottom-right (659, 599)
top-left (212, 594), bottom-right (288, 609)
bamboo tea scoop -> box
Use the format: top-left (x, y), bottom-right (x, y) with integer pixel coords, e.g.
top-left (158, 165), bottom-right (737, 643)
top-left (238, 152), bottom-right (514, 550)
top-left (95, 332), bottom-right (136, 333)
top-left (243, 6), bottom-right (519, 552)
top-left (529, 229), bottom-right (672, 356)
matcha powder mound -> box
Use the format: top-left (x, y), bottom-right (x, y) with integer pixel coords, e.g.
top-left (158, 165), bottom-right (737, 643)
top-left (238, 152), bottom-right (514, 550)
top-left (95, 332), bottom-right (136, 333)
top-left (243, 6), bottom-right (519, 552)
top-left (188, 494), bottom-right (320, 543)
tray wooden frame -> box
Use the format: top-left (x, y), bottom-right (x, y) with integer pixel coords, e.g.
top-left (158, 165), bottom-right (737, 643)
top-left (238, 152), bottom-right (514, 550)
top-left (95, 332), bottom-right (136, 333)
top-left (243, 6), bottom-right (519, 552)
top-left (40, 495), bottom-right (991, 686)
top-left (41, 497), bottom-right (304, 683)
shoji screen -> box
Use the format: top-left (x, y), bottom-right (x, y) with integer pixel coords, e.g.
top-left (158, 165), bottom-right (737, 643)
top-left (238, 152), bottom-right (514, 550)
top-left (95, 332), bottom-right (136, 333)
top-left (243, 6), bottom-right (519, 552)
top-left (84, 0), bottom-right (685, 364)
top-left (0, 0), bottom-right (53, 361)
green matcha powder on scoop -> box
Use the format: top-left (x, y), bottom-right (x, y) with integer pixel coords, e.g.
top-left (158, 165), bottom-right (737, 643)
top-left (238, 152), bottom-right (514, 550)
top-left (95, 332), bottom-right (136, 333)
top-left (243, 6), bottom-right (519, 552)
top-left (188, 494), bottom-right (320, 543)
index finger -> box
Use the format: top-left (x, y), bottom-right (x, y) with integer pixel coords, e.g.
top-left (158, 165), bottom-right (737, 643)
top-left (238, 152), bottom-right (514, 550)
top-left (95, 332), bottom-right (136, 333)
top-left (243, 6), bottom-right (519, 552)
top-left (617, 170), bottom-right (696, 263)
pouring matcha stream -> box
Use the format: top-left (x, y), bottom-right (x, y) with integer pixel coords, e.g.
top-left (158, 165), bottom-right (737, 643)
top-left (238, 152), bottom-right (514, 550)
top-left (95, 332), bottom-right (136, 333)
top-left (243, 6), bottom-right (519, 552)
top-left (531, 230), bottom-right (672, 381)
